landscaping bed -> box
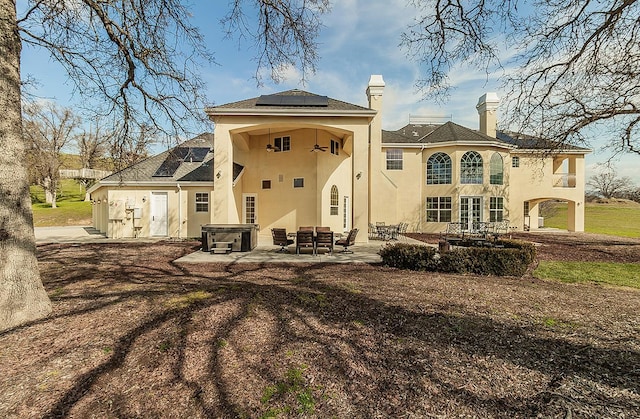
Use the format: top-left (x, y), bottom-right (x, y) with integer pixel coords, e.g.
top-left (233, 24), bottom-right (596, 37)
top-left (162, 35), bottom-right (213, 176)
top-left (1, 233), bottom-right (639, 417)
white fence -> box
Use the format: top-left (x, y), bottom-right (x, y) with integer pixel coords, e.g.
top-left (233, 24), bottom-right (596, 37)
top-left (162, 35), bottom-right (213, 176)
top-left (59, 168), bottom-right (112, 180)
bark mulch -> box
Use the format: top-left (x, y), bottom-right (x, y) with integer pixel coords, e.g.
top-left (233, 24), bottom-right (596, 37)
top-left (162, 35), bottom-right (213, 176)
top-left (1, 233), bottom-right (639, 418)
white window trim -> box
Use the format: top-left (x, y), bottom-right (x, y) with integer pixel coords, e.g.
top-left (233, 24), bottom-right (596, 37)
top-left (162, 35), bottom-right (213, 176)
top-left (386, 148), bottom-right (403, 170)
top-left (242, 193), bottom-right (257, 224)
top-left (195, 192), bottom-right (209, 213)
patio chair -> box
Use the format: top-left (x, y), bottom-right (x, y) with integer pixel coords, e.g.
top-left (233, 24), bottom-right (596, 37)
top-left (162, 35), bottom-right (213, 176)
top-left (489, 219), bottom-right (510, 247)
top-left (335, 228), bottom-right (358, 253)
top-left (469, 221), bottom-right (491, 246)
top-left (397, 222), bottom-right (408, 241)
top-left (368, 223), bottom-right (378, 240)
top-left (296, 230), bottom-right (315, 255)
top-left (299, 226), bottom-right (315, 232)
top-left (315, 230), bottom-right (334, 255)
top-left (315, 226), bottom-right (331, 232)
top-left (271, 228), bottom-right (293, 252)
top-left (440, 222), bottom-right (465, 247)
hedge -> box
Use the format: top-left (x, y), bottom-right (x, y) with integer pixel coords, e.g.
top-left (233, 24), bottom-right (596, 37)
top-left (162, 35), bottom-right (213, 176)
top-left (379, 240), bottom-right (536, 277)
top-left (378, 243), bottom-right (439, 271)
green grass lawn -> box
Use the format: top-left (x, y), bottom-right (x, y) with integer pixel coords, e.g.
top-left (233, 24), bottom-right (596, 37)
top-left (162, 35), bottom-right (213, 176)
top-left (535, 201), bottom-right (640, 289)
top-left (542, 202), bottom-right (640, 238)
top-left (31, 179), bottom-right (92, 227)
top-left (535, 261), bottom-right (640, 289)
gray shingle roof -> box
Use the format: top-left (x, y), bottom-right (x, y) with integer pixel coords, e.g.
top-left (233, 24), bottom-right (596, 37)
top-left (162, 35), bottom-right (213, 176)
top-left (497, 131), bottom-right (591, 152)
top-left (100, 133), bottom-right (215, 183)
top-left (382, 121), bottom-right (501, 144)
top-left (209, 89), bottom-right (372, 112)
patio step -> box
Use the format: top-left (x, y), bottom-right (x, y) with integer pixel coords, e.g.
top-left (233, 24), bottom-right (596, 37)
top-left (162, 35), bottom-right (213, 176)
top-left (210, 241), bottom-right (233, 254)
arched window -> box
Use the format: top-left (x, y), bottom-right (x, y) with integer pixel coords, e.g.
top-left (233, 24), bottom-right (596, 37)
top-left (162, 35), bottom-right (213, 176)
top-left (490, 153), bottom-right (504, 185)
top-left (427, 152), bottom-right (452, 184)
top-left (460, 151), bottom-right (483, 184)
top-left (330, 185), bottom-right (339, 215)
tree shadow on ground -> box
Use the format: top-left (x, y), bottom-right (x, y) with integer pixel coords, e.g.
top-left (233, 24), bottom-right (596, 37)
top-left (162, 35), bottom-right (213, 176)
top-left (2, 242), bottom-right (637, 418)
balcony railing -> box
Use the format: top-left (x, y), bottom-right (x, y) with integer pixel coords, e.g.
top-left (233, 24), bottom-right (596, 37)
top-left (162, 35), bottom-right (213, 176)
top-left (552, 173), bottom-right (576, 188)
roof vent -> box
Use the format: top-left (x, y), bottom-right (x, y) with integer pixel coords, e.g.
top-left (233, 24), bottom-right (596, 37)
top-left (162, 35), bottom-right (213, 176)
top-left (412, 131), bottom-right (419, 137)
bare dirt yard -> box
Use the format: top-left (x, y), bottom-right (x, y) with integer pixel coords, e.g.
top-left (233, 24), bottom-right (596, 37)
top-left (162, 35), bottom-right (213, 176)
top-left (1, 233), bottom-right (639, 418)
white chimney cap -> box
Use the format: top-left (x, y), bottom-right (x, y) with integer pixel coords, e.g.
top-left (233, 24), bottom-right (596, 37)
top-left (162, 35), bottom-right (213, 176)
top-left (476, 92), bottom-right (499, 109)
top-left (368, 75), bottom-right (385, 87)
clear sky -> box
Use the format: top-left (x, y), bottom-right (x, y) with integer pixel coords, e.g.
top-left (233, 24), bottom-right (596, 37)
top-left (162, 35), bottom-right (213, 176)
top-left (17, 0), bottom-right (639, 184)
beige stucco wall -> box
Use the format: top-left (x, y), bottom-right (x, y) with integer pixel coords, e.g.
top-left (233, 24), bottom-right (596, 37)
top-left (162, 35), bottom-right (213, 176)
top-left (210, 116), bottom-right (371, 242)
top-left (509, 153), bottom-right (586, 231)
top-left (90, 184), bottom-right (213, 238)
top-left (371, 144), bottom-right (586, 234)
top-left (373, 145), bottom-right (513, 233)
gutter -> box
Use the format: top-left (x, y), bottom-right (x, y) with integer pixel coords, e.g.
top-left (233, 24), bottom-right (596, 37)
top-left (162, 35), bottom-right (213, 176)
top-left (381, 141), bottom-right (517, 150)
top-left (176, 183), bottom-right (182, 239)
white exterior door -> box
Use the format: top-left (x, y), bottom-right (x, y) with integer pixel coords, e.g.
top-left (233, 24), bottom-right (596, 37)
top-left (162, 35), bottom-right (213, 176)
top-left (460, 196), bottom-right (482, 231)
top-left (243, 194), bottom-right (257, 224)
top-left (150, 192), bottom-right (168, 236)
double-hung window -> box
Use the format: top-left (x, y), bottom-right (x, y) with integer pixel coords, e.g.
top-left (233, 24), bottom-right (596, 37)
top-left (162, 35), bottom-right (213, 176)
top-left (490, 197), bottom-right (504, 222)
top-left (195, 192), bottom-right (209, 212)
top-left (426, 197), bottom-right (452, 222)
top-left (386, 149), bottom-right (403, 170)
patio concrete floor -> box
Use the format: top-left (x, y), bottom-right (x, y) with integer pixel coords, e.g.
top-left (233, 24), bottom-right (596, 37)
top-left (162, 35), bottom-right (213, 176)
top-left (176, 235), bottom-right (428, 264)
top-left (34, 226), bottom-right (429, 264)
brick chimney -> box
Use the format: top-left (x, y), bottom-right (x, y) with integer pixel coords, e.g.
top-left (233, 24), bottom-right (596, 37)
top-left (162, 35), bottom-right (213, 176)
top-left (476, 93), bottom-right (499, 138)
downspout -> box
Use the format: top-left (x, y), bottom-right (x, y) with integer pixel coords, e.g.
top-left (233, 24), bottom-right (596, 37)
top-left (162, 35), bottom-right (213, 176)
top-left (176, 183), bottom-right (182, 239)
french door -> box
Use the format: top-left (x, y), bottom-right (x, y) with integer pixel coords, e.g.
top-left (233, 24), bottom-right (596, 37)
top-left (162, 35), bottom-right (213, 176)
top-left (243, 194), bottom-right (257, 224)
top-left (460, 196), bottom-right (482, 231)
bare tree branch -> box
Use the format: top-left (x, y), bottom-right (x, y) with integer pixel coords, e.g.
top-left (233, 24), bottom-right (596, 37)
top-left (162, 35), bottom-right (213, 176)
top-left (401, 0), bottom-right (640, 155)
top-left (222, 0), bottom-right (331, 85)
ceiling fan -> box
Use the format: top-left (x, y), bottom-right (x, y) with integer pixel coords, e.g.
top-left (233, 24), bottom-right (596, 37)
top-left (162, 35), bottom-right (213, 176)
top-left (310, 129), bottom-right (327, 152)
top-left (266, 129), bottom-right (280, 152)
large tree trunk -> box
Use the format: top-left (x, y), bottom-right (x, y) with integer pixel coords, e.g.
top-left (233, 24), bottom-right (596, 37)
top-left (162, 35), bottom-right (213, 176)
top-left (0, 0), bottom-right (52, 331)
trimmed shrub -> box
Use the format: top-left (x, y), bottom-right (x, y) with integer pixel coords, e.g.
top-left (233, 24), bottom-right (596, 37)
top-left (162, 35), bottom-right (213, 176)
top-left (379, 240), bottom-right (536, 277)
top-left (497, 239), bottom-right (537, 265)
top-left (439, 247), bottom-right (533, 276)
top-left (378, 243), bottom-right (438, 271)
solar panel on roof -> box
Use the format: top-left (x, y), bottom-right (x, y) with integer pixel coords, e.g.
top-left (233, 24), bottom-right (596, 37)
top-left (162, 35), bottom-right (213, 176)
top-left (256, 94), bottom-right (328, 107)
top-left (301, 95), bottom-right (328, 106)
top-left (256, 95), bottom-right (282, 105)
top-left (184, 147), bottom-right (210, 162)
top-left (153, 147), bottom-right (212, 177)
